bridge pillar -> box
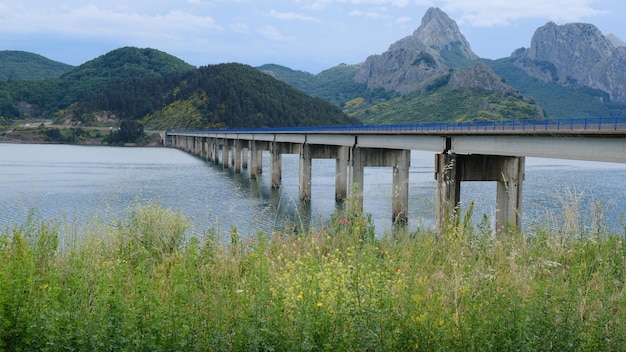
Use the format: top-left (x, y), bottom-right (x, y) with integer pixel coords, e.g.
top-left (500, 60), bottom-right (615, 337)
top-left (435, 154), bottom-right (525, 234)
top-left (336, 146), bottom-right (349, 200)
top-left (242, 142), bottom-right (249, 169)
top-left (250, 141), bottom-right (259, 178)
top-left (233, 139), bottom-right (241, 173)
top-left (270, 142), bottom-right (282, 188)
top-left (212, 138), bottom-right (219, 164)
top-left (250, 141), bottom-right (268, 179)
top-left (222, 139), bottom-right (229, 168)
top-left (201, 137), bottom-right (208, 159)
top-left (349, 147), bottom-right (410, 224)
top-left (299, 144), bottom-right (312, 200)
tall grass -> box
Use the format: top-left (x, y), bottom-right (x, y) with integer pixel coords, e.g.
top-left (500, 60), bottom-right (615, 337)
top-left (1, 199), bottom-right (625, 351)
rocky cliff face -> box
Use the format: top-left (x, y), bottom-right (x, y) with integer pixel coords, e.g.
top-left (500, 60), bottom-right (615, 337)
top-left (448, 63), bottom-right (515, 94)
top-left (354, 7), bottom-right (478, 94)
top-left (512, 22), bottom-right (626, 102)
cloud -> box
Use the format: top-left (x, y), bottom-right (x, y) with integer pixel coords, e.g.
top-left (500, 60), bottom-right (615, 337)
top-left (395, 15), bottom-right (412, 24)
top-left (0, 3), bottom-right (222, 39)
top-left (349, 9), bottom-right (388, 19)
top-left (257, 25), bottom-right (294, 42)
top-left (269, 9), bottom-right (320, 21)
top-left (441, 0), bottom-right (607, 27)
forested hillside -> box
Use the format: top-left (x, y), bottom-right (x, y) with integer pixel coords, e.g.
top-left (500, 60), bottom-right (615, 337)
top-left (0, 47), bottom-right (358, 136)
top-left (0, 51), bottom-right (73, 80)
top-left (79, 63), bottom-right (358, 129)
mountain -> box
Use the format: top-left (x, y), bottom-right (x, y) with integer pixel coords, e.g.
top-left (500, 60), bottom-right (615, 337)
top-left (0, 51), bottom-right (73, 80)
top-left (261, 7), bottom-right (543, 124)
top-left (58, 47), bottom-right (196, 105)
top-left (354, 7), bottom-right (479, 94)
top-left (262, 7), bottom-right (626, 121)
top-left (510, 22), bottom-right (626, 103)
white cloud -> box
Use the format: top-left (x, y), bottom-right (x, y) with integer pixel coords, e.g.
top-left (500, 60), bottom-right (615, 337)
top-left (257, 25), bottom-right (294, 42)
top-left (349, 9), bottom-right (388, 19)
top-left (395, 15), bottom-right (413, 24)
top-left (0, 4), bottom-right (222, 38)
top-left (269, 9), bottom-right (320, 21)
top-left (441, 0), bottom-right (607, 27)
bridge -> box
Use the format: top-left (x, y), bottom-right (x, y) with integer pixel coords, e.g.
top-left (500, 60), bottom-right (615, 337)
top-left (165, 117), bottom-right (626, 233)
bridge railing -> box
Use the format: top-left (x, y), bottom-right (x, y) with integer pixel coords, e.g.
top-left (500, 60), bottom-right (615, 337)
top-left (167, 116), bottom-right (626, 135)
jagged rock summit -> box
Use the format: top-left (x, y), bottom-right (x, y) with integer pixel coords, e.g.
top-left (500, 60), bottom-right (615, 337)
top-left (513, 22), bottom-right (626, 102)
top-left (409, 7), bottom-right (478, 61)
top-left (354, 7), bottom-right (479, 94)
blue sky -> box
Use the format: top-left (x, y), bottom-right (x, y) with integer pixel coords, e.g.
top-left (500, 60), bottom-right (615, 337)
top-left (1, 0), bottom-right (624, 73)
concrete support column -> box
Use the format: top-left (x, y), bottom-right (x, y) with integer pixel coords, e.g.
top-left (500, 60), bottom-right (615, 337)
top-left (392, 150), bottom-right (410, 224)
top-left (496, 157), bottom-right (524, 233)
top-left (299, 144), bottom-right (312, 201)
top-left (242, 142), bottom-right (249, 169)
top-left (435, 153), bottom-right (461, 232)
top-left (350, 147), bottom-right (365, 211)
top-left (250, 141), bottom-right (259, 179)
top-left (222, 139), bottom-right (229, 169)
top-left (212, 139), bottom-right (219, 164)
top-left (271, 142), bottom-right (282, 188)
top-left (233, 139), bottom-right (241, 173)
top-left (202, 137), bottom-right (207, 159)
top-left (257, 150), bottom-right (263, 173)
top-left (336, 146), bottom-right (349, 200)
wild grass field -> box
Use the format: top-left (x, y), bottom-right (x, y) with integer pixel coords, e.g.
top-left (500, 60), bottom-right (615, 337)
top-left (1, 198), bottom-right (625, 351)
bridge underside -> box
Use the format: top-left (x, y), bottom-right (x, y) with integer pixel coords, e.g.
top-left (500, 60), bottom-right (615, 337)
top-left (168, 134), bottom-right (534, 234)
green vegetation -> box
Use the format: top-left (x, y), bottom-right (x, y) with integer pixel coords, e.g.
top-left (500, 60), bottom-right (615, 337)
top-left (257, 64), bottom-right (397, 110)
top-left (139, 63), bottom-right (359, 129)
top-left (259, 64), bottom-right (544, 124)
top-left (1, 199), bottom-right (625, 350)
top-left (0, 51), bottom-right (74, 80)
top-left (487, 58), bottom-right (626, 118)
top-left (0, 48), bottom-right (357, 135)
top-left (354, 87), bottom-right (543, 124)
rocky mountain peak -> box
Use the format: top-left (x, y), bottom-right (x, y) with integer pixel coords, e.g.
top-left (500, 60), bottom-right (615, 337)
top-left (513, 21), bottom-right (626, 102)
top-left (354, 7), bottom-right (478, 94)
top-left (410, 7), bottom-right (478, 60)
top-left (606, 34), bottom-right (626, 48)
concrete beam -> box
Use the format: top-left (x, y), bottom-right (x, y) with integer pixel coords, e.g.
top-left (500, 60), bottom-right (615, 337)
top-left (274, 134), bottom-right (306, 144)
top-left (357, 135), bottom-right (446, 151)
top-left (451, 135), bottom-right (626, 163)
top-left (307, 134), bottom-right (356, 146)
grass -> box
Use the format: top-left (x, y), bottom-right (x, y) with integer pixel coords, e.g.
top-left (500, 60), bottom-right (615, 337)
top-left (1, 199), bottom-right (625, 351)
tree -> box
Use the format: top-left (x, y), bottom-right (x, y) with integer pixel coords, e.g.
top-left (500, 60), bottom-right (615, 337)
top-left (108, 120), bottom-right (144, 143)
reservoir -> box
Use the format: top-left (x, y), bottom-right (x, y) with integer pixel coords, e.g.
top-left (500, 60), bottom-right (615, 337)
top-left (1, 143), bottom-right (625, 238)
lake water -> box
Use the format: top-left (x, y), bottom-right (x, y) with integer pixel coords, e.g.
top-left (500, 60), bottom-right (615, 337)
top-left (1, 143), bottom-right (625, 239)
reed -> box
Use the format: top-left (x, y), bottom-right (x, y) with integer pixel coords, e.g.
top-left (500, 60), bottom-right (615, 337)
top-left (1, 198), bottom-right (625, 351)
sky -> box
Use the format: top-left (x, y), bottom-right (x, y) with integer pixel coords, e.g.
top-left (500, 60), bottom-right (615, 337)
top-left (0, 0), bottom-right (624, 74)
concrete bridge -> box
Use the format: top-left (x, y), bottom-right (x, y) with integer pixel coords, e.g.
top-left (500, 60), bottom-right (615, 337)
top-left (166, 117), bottom-right (626, 233)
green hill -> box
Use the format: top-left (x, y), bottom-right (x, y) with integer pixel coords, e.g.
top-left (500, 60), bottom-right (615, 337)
top-left (0, 51), bottom-right (73, 80)
top-left (78, 63), bottom-right (359, 129)
top-left (58, 47), bottom-right (196, 105)
top-left (0, 47), bottom-right (357, 133)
